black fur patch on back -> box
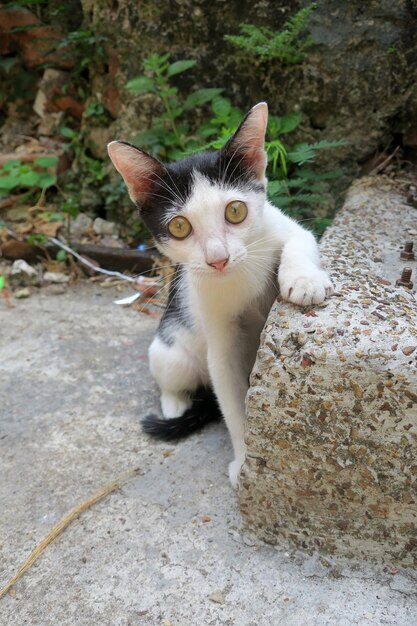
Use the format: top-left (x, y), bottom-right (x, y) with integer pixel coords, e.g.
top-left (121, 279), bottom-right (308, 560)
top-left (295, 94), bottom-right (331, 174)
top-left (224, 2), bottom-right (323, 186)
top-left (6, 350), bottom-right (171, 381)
top-left (158, 265), bottom-right (190, 345)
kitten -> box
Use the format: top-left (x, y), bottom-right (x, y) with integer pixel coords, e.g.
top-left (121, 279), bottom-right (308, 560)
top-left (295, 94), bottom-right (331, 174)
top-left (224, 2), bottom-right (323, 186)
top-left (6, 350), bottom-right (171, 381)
top-left (108, 102), bottom-right (333, 488)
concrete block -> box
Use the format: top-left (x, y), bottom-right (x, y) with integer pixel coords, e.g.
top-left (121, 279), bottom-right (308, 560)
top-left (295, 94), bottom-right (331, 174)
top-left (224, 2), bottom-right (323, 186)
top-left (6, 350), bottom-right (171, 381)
top-left (239, 177), bottom-right (417, 566)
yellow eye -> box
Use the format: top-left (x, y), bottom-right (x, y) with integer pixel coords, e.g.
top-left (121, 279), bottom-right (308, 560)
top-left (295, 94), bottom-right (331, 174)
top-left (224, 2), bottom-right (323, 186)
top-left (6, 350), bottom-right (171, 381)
top-left (225, 200), bottom-right (248, 224)
top-left (167, 215), bottom-right (192, 239)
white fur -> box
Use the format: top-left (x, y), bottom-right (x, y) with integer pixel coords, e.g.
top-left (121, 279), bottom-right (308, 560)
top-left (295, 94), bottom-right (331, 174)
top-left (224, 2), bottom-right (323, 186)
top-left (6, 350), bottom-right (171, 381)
top-left (149, 174), bottom-right (333, 488)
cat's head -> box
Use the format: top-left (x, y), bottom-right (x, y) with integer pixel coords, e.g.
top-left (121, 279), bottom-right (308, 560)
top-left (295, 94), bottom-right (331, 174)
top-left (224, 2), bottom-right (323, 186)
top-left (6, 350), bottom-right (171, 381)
top-left (108, 102), bottom-right (268, 277)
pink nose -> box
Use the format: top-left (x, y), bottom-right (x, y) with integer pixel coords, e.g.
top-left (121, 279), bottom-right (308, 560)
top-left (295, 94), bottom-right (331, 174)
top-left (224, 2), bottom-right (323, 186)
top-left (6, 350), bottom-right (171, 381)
top-left (208, 257), bottom-right (229, 271)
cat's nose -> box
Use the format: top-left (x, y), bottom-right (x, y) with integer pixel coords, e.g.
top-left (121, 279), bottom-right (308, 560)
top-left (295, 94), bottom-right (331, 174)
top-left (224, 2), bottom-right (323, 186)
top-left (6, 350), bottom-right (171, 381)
top-left (208, 257), bottom-right (229, 271)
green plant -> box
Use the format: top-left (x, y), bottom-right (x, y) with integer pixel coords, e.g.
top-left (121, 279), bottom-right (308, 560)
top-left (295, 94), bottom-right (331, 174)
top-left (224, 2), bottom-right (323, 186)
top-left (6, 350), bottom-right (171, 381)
top-left (125, 54), bottom-right (347, 236)
top-left (263, 113), bottom-right (348, 229)
top-left (0, 157), bottom-right (58, 197)
top-left (53, 29), bottom-right (108, 75)
top-left (127, 53), bottom-right (223, 159)
top-left (224, 3), bottom-right (317, 64)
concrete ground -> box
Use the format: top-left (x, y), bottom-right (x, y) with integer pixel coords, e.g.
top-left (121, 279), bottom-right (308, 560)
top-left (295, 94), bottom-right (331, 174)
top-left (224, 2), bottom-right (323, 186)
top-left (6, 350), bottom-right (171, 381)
top-left (1, 283), bottom-right (416, 626)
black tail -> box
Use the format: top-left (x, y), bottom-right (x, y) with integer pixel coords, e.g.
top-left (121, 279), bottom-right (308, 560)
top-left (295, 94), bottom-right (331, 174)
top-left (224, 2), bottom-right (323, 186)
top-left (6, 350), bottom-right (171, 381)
top-left (142, 387), bottom-right (222, 441)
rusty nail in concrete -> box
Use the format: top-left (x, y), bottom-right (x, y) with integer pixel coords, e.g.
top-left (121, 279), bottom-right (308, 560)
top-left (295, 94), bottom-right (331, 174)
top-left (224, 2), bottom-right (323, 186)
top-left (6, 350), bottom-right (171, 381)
top-left (396, 267), bottom-right (413, 289)
top-left (400, 241), bottom-right (415, 261)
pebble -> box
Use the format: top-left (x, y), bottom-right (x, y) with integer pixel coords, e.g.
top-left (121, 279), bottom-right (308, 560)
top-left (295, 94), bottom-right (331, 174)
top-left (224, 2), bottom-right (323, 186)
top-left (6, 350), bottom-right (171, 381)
top-left (70, 213), bottom-right (93, 239)
top-left (14, 287), bottom-right (31, 298)
top-left (45, 284), bottom-right (67, 295)
top-left (389, 574), bottom-right (416, 594)
top-left (208, 592), bottom-right (225, 604)
top-left (9, 259), bottom-right (41, 287)
top-left (43, 271), bottom-right (70, 284)
top-left (93, 217), bottom-right (119, 237)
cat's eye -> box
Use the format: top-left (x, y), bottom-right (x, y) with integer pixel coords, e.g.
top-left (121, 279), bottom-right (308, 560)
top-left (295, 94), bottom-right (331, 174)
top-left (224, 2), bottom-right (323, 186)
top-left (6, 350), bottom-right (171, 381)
top-left (225, 200), bottom-right (248, 224)
top-left (167, 215), bottom-right (192, 239)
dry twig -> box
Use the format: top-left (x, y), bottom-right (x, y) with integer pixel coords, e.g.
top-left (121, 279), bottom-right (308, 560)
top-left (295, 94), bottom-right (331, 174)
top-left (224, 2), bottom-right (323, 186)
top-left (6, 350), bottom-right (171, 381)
top-left (0, 466), bottom-right (142, 599)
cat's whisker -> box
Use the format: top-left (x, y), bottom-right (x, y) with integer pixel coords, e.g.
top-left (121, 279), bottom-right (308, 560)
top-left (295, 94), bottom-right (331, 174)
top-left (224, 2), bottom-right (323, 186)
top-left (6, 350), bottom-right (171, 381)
top-left (161, 166), bottom-right (186, 205)
top-left (150, 170), bottom-right (185, 206)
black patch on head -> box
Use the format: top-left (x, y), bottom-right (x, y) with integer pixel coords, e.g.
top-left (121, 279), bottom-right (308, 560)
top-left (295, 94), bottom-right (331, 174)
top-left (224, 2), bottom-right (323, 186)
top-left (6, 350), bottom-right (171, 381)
top-left (137, 149), bottom-right (265, 242)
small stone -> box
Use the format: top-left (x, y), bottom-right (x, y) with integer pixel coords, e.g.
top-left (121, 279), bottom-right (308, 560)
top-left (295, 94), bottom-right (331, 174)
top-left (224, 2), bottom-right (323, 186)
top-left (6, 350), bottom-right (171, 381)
top-left (297, 331), bottom-right (307, 346)
top-left (69, 213), bottom-right (93, 239)
top-left (208, 592), bottom-right (225, 604)
top-left (43, 271), bottom-right (69, 284)
top-left (302, 555), bottom-right (328, 578)
top-left (9, 259), bottom-right (42, 287)
top-left (100, 236), bottom-right (125, 248)
top-left (389, 574), bottom-right (416, 594)
top-left (93, 217), bottom-right (119, 237)
top-left (402, 346), bottom-right (416, 356)
top-left (14, 287), bottom-right (30, 298)
top-left (45, 284), bottom-right (67, 295)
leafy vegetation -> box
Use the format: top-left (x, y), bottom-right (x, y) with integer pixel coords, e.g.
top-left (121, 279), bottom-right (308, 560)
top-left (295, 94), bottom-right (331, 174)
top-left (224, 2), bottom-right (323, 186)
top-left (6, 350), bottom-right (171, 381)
top-left (127, 53), bottom-right (228, 160)
top-left (0, 0), bottom-right (344, 242)
top-left (0, 157), bottom-right (58, 197)
top-left (126, 53), bottom-right (346, 235)
top-left (224, 4), bottom-right (317, 64)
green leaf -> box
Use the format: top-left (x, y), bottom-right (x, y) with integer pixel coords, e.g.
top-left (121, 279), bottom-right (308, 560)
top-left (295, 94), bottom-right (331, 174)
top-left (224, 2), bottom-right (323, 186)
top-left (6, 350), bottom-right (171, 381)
top-left (0, 57), bottom-right (18, 73)
top-left (268, 180), bottom-right (288, 195)
top-left (59, 126), bottom-right (76, 139)
top-left (2, 160), bottom-right (22, 171)
top-left (167, 59), bottom-right (197, 76)
top-left (126, 76), bottom-right (155, 94)
top-left (297, 168), bottom-right (344, 181)
top-left (277, 112), bottom-right (302, 134)
top-left (37, 172), bottom-right (57, 188)
top-left (211, 95), bottom-right (231, 117)
top-left (134, 127), bottom-right (165, 146)
top-left (56, 250), bottom-right (67, 262)
top-left (27, 233), bottom-right (48, 246)
top-left (34, 156), bottom-right (59, 168)
top-left (184, 88), bottom-right (223, 110)
top-left (19, 171), bottom-right (40, 187)
top-left (0, 175), bottom-right (18, 191)
top-left (39, 211), bottom-right (62, 222)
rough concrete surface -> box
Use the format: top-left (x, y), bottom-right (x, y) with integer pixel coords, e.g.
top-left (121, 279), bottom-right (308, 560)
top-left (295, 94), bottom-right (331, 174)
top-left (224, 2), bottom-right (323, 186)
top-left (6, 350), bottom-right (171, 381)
top-left (240, 177), bottom-right (417, 566)
top-left (1, 283), bottom-right (416, 625)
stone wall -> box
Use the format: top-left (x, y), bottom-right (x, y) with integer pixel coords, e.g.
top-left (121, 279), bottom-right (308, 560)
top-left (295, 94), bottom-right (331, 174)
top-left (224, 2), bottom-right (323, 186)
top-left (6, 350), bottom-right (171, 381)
top-left (81, 0), bottom-right (417, 185)
top-left (239, 177), bottom-right (417, 566)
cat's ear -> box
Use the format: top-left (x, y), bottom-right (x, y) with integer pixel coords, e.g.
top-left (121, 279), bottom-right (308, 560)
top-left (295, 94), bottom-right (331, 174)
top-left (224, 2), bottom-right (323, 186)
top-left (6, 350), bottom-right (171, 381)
top-left (107, 141), bottom-right (163, 204)
top-left (222, 102), bottom-right (268, 181)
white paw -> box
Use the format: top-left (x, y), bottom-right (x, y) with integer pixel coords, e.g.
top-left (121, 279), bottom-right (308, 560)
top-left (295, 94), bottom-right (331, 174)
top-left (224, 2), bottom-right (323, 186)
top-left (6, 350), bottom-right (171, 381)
top-left (161, 392), bottom-right (192, 418)
top-left (228, 456), bottom-right (245, 489)
top-left (279, 265), bottom-right (333, 306)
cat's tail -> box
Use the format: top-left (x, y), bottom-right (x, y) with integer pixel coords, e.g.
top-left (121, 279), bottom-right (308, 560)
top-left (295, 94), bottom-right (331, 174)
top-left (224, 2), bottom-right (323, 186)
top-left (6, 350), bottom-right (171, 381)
top-left (141, 387), bottom-right (222, 440)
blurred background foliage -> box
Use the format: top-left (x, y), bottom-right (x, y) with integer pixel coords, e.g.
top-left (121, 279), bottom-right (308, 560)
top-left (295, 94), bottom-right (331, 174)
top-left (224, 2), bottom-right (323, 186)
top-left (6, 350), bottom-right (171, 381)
top-left (1, 0), bottom-right (416, 244)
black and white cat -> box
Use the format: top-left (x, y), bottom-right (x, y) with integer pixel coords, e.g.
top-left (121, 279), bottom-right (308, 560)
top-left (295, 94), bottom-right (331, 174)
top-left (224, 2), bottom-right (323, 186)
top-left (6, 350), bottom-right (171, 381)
top-left (108, 102), bottom-right (333, 487)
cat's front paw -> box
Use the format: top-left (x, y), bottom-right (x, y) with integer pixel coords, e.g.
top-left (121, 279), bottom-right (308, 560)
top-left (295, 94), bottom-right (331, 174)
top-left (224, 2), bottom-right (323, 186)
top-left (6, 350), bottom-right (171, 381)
top-left (279, 265), bottom-right (333, 306)
top-left (228, 456), bottom-right (245, 489)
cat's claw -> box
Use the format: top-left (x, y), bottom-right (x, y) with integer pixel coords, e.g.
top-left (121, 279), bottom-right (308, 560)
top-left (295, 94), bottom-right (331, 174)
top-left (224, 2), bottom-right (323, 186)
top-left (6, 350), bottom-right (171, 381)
top-left (279, 267), bottom-right (333, 306)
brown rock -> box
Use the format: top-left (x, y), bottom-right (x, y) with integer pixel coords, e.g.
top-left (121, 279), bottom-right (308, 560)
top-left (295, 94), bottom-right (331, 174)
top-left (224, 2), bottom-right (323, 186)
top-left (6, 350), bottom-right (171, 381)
top-left (0, 8), bottom-right (73, 69)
